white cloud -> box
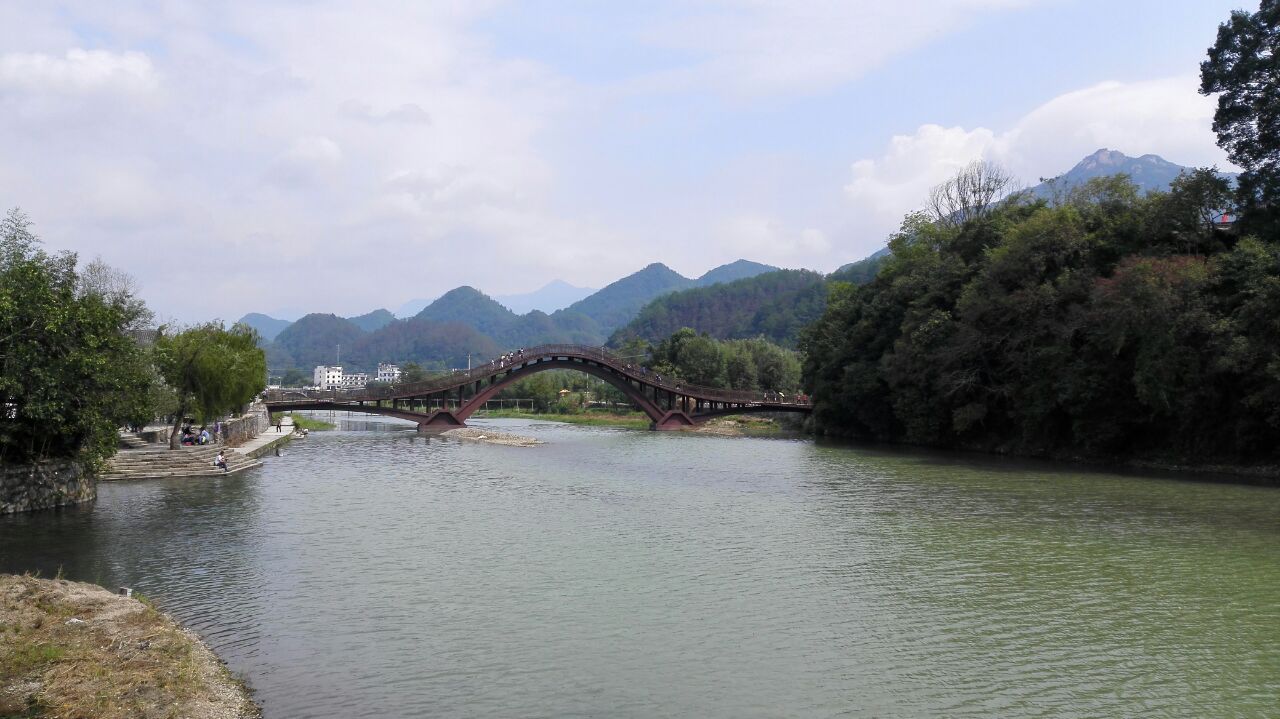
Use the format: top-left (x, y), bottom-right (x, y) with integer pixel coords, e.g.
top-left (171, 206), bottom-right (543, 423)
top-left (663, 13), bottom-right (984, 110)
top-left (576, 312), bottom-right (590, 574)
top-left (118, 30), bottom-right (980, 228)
top-left (267, 136), bottom-right (344, 188)
top-left (0, 2), bottom-right (1231, 322)
top-left (340, 100), bottom-right (432, 124)
top-left (0, 2), bottom-right (586, 318)
top-left (845, 124), bottom-right (1003, 231)
top-left (643, 0), bottom-right (1049, 96)
top-left (0, 48), bottom-right (157, 93)
top-left (717, 214), bottom-right (831, 263)
top-left (1001, 76), bottom-right (1231, 176)
top-left (843, 74), bottom-right (1231, 242)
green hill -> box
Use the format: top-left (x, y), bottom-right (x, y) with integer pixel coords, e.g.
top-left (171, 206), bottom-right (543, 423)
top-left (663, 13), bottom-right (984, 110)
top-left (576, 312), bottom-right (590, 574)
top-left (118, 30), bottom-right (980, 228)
top-left (696, 259), bottom-right (779, 286)
top-left (237, 312), bottom-right (293, 342)
top-left (350, 318), bottom-right (499, 370)
top-left (271, 314), bottom-right (365, 370)
top-left (346, 308), bottom-right (396, 332)
top-left (610, 269), bottom-right (830, 348)
top-left (556, 263), bottom-right (693, 334)
top-left (415, 287), bottom-right (518, 338)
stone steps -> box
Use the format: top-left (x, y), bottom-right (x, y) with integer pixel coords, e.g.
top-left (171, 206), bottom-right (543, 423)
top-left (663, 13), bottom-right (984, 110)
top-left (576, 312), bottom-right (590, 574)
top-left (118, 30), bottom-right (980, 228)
top-left (100, 445), bottom-right (261, 481)
top-left (117, 434), bottom-right (150, 450)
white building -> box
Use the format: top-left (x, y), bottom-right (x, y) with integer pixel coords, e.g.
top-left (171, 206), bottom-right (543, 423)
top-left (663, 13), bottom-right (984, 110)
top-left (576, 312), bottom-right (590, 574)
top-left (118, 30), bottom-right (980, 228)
top-left (313, 365), bottom-right (344, 389)
top-left (342, 372), bottom-right (368, 388)
top-left (377, 363), bottom-right (402, 383)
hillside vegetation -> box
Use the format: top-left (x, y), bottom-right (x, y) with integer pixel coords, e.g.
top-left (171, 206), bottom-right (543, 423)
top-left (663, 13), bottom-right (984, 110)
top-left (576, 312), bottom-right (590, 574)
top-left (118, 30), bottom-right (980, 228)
top-left (610, 269), bottom-right (830, 348)
top-left (801, 169), bottom-right (1280, 463)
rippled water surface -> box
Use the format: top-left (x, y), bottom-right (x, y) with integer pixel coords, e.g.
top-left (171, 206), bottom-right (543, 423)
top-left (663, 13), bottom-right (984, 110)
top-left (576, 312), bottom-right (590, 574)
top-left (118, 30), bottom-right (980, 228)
top-left (3, 417), bottom-right (1279, 717)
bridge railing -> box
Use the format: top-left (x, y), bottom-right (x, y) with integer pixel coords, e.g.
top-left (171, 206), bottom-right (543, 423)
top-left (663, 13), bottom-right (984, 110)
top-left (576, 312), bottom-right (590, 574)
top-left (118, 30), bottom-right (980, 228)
top-left (264, 344), bottom-right (812, 408)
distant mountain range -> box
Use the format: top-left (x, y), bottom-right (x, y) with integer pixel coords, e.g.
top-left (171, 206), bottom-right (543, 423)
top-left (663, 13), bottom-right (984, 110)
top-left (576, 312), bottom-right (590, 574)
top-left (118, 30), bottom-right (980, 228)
top-left (1029, 148), bottom-right (1236, 198)
top-left (238, 313), bottom-right (294, 342)
top-left (245, 150), bottom-right (1226, 372)
top-left (494, 280), bottom-right (596, 315)
top-left (248, 259), bottom-right (784, 371)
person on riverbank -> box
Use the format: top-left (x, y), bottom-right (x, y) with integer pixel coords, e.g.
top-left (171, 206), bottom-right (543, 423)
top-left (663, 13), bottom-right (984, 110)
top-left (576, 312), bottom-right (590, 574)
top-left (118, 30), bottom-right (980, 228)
top-left (214, 451), bottom-right (228, 472)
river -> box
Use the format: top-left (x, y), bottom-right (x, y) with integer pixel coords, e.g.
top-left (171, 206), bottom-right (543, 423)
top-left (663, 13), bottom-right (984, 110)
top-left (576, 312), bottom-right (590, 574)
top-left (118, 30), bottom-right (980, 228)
top-left (3, 417), bottom-right (1278, 717)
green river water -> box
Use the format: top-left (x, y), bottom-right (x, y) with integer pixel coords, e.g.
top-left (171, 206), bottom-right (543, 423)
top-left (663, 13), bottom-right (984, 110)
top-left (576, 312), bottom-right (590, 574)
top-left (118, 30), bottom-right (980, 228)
top-left (2, 417), bottom-right (1277, 717)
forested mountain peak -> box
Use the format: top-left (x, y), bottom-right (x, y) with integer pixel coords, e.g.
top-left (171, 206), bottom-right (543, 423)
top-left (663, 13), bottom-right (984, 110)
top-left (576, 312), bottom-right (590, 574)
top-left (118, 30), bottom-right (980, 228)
top-left (269, 313), bottom-right (366, 369)
top-left (558, 262), bottom-right (694, 333)
top-left (495, 279), bottom-right (596, 314)
top-left (237, 312), bottom-right (293, 342)
top-left (346, 308), bottom-right (395, 332)
top-left (696, 259), bottom-right (779, 286)
top-left (414, 286), bottom-right (518, 338)
top-left (1031, 149), bottom-right (1234, 197)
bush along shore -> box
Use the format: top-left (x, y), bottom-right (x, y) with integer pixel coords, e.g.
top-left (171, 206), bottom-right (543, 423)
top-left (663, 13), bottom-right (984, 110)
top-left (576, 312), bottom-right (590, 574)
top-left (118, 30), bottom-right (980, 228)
top-left (0, 574), bottom-right (259, 718)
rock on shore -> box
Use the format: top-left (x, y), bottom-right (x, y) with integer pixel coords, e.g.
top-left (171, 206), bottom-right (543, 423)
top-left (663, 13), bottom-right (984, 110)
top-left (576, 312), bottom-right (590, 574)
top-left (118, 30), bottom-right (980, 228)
top-left (0, 574), bottom-right (259, 719)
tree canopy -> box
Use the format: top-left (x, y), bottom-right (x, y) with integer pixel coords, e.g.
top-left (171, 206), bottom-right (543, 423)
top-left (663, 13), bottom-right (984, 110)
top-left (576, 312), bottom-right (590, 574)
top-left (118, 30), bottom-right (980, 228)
top-left (1201, 0), bottom-right (1280, 233)
top-left (154, 322), bottom-right (266, 448)
top-left (801, 169), bottom-right (1280, 463)
top-left (609, 270), bottom-right (830, 349)
top-left (0, 210), bottom-right (154, 466)
top-left (647, 329), bottom-right (802, 393)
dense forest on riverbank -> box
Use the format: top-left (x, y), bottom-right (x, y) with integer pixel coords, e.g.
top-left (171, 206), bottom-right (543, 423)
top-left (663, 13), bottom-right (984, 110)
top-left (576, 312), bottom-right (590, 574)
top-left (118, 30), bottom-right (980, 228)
top-left (802, 3), bottom-right (1279, 465)
top-left (801, 169), bottom-right (1280, 463)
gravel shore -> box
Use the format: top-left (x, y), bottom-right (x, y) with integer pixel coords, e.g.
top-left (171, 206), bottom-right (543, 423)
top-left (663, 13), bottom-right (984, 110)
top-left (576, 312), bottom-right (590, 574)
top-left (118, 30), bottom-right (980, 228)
top-left (441, 427), bottom-right (543, 446)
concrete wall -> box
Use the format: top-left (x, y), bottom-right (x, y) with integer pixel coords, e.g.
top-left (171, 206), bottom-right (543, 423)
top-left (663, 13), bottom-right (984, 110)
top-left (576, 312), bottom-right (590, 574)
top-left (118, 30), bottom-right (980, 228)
top-left (0, 461), bottom-right (95, 514)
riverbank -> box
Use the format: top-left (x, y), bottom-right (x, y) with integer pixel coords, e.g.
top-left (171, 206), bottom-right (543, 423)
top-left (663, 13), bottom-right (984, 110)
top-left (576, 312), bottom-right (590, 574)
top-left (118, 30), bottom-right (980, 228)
top-left (472, 410), bottom-right (795, 436)
top-left (271, 412), bottom-right (335, 432)
top-left (0, 574), bottom-right (259, 718)
top-left (232, 416), bottom-right (298, 460)
top-left (812, 430), bottom-right (1280, 484)
top-left (475, 409), bottom-right (652, 429)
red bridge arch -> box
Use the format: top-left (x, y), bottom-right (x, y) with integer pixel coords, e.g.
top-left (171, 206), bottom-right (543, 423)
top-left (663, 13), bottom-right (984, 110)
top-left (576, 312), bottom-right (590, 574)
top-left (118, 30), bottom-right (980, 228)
top-left (265, 344), bottom-right (810, 431)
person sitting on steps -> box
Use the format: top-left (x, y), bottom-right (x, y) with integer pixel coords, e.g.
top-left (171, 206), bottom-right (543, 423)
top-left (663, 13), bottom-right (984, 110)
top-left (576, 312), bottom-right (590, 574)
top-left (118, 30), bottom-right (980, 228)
top-left (214, 451), bottom-right (228, 472)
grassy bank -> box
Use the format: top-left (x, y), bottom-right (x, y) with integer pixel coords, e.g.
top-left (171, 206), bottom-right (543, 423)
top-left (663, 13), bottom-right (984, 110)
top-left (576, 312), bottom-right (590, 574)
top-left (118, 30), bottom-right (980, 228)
top-left (271, 412), bottom-right (336, 431)
top-left (0, 574), bottom-right (259, 718)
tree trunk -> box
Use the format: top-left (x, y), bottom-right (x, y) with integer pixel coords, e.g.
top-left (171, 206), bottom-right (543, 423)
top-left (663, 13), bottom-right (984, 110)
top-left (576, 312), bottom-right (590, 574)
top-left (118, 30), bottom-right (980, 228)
top-left (169, 401), bottom-right (187, 450)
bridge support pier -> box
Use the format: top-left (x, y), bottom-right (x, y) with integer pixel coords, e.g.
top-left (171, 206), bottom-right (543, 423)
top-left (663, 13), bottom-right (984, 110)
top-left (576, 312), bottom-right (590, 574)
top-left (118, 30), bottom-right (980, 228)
top-left (417, 409), bottom-right (466, 432)
top-left (651, 410), bottom-right (696, 431)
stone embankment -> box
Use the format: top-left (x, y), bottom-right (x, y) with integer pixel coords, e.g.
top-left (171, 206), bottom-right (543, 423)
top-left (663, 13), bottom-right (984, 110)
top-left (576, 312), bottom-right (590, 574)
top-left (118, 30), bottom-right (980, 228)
top-left (99, 410), bottom-right (297, 482)
top-left (0, 461), bottom-right (95, 515)
top-left (0, 574), bottom-right (259, 718)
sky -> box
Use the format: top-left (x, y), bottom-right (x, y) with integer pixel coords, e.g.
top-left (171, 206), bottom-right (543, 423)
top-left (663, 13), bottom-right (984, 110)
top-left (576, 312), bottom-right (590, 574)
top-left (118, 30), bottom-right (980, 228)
top-left (0, 0), bottom-right (1248, 321)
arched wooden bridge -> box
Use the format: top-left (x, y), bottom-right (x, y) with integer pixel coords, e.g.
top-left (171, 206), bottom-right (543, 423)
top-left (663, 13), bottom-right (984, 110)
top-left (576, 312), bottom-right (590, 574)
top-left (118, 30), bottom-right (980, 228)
top-left (263, 344), bottom-right (811, 431)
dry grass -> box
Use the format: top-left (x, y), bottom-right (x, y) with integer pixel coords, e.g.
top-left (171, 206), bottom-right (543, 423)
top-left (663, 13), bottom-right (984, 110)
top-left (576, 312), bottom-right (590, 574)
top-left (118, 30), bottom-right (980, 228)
top-left (0, 575), bottom-right (259, 719)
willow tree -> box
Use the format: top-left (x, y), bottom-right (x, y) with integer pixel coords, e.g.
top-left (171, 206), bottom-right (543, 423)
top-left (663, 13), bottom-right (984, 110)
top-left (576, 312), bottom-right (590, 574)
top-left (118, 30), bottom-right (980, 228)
top-left (154, 323), bottom-right (266, 449)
